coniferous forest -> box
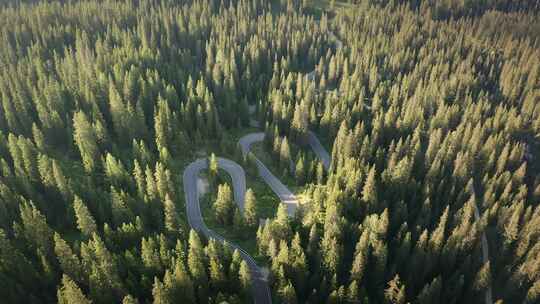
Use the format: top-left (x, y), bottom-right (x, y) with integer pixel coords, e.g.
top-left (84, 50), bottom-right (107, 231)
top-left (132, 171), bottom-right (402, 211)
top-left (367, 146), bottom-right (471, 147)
top-left (0, 0), bottom-right (539, 303)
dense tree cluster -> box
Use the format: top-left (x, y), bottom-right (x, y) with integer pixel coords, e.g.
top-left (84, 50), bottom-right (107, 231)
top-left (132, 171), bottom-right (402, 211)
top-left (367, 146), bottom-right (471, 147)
top-left (0, 0), bottom-right (272, 302)
top-left (358, 0), bottom-right (540, 20)
top-left (0, 0), bottom-right (538, 303)
top-left (260, 1), bottom-right (540, 304)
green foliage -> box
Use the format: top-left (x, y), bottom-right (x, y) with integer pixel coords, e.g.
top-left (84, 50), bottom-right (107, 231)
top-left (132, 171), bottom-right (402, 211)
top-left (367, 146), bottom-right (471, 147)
top-left (73, 196), bottom-right (97, 238)
top-left (57, 274), bottom-right (93, 304)
top-left (213, 184), bottom-right (235, 226)
top-left (0, 0), bottom-right (539, 303)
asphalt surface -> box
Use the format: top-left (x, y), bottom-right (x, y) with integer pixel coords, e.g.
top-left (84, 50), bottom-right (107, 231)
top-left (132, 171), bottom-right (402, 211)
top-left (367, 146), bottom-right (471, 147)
top-left (183, 157), bottom-right (271, 304)
top-left (306, 131), bottom-right (331, 170)
top-left (239, 133), bottom-right (298, 216)
top-left (185, 26), bottom-right (494, 304)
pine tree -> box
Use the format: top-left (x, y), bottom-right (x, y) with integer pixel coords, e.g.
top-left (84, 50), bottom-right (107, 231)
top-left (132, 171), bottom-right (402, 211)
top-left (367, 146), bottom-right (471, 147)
top-left (109, 82), bottom-right (128, 140)
top-left (54, 233), bottom-right (84, 284)
top-left (291, 103), bottom-right (308, 142)
top-left (52, 160), bottom-right (71, 201)
top-left (239, 260), bottom-right (251, 291)
top-left (209, 257), bottom-right (226, 289)
top-left (350, 230), bottom-right (369, 283)
top-left (110, 186), bottom-right (134, 227)
top-left (188, 230), bottom-right (208, 286)
top-left (73, 111), bottom-right (99, 173)
top-left (18, 200), bottom-right (54, 255)
top-left (279, 280), bottom-right (298, 304)
top-left (525, 280), bottom-right (540, 304)
top-left (472, 261), bottom-right (491, 292)
top-left (122, 295), bottom-right (139, 304)
top-left (154, 162), bottom-right (171, 201)
top-left (384, 274), bottom-right (406, 304)
top-left (104, 153), bottom-right (129, 187)
top-left (171, 258), bottom-right (195, 303)
top-left (164, 194), bottom-right (181, 235)
top-left (84, 234), bottom-right (124, 302)
top-left (133, 160), bottom-right (146, 199)
top-left (152, 277), bottom-right (170, 304)
top-left (347, 280), bottom-right (360, 303)
top-left (214, 183), bottom-right (234, 225)
top-left (32, 123), bottom-right (46, 151)
top-left (290, 233), bottom-right (308, 296)
top-left (233, 208), bottom-right (244, 233)
top-left (244, 188), bottom-right (258, 229)
top-left (154, 96), bottom-right (173, 152)
top-left (417, 276), bottom-right (442, 304)
top-left (73, 195), bottom-right (97, 237)
top-left (209, 153), bottom-right (219, 186)
top-left (141, 236), bottom-right (162, 272)
top-left (362, 165), bottom-right (378, 213)
top-left (57, 274), bottom-right (92, 304)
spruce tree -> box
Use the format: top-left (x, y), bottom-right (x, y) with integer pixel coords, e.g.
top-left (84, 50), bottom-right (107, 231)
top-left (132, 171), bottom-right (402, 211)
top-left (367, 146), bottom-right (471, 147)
top-left (214, 184), bottom-right (234, 225)
top-left (73, 111), bottom-right (99, 173)
top-left (57, 274), bottom-right (92, 304)
top-left (244, 188), bottom-right (258, 229)
top-left (73, 196), bottom-right (97, 237)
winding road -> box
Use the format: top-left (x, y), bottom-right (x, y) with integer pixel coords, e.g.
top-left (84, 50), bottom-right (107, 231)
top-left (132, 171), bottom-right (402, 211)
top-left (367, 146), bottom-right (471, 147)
top-left (239, 132), bottom-right (299, 216)
top-left (183, 124), bottom-right (333, 302)
top-left (183, 157), bottom-right (271, 304)
top-left (183, 20), bottom-right (492, 304)
top-left (306, 131), bottom-right (331, 170)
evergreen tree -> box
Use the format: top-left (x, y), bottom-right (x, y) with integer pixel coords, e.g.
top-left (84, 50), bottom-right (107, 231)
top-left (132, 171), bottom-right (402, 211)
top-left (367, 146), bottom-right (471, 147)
top-left (57, 274), bottom-right (92, 304)
top-left (164, 194), bottom-right (181, 235)
top-left (122, 295), bottom-right (139, 304)
top-left (239, 260), bottom-right (251, 291)
top-left (152, 277), bottom-right (170, 304)
top-left (187, 230), bottom-right (208, 290)
top-left (279, 280), bottom-right (297, 304)
top-left (280, 137), bottom-right (292, 172)
top-left (209, 153), bottom-right (219, 186)
top-left (54, 233), bottom-right (84, 284)
top-left (171, 258), bottom-right (195, 303)
top-left (384, 274), bottom-right (406, 304)
top-left (73, 196), bottom-right (97, 237)
top-left (472, 261), bottom-right (491, 293)
top-left (214, 184), bottom-right (234, 225)
top-left (73, 111), bottom-right (99, 173)
top-left (244, 188), bottom-right (258, 229)
top-left (291, 103), bottom-right (308, 142)
top-left (362, 165), bottom-right (378, 213)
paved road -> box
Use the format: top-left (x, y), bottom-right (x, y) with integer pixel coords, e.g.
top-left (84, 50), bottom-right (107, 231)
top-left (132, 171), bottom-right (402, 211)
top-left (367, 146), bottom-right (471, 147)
top-left (306, 131), bottom-right (331, 170)
top-left (183, 157), bottom-right (271, 304)
top-left (239, 133), bottom-right (298, 216)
